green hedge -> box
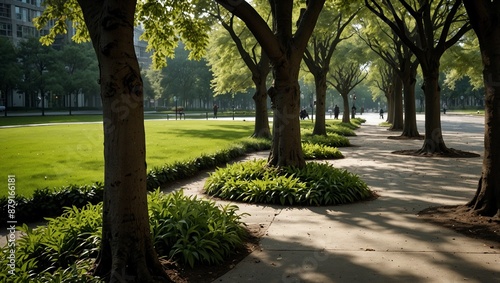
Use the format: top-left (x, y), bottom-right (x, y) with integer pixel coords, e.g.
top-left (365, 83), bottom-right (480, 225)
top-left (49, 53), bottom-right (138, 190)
top-left (204, 160), bottom-right (373, 206)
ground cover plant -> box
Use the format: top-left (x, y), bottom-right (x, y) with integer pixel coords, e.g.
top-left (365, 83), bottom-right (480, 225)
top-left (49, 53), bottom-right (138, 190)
top-left (204, 159), bottom-right (373, 206)
top-left (0, 120), bottom-right (257, 197)
top-left (0, 190), bottom-right (248, 282)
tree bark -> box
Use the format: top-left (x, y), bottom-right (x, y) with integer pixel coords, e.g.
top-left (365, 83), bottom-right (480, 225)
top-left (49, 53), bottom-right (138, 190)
top-left (389, 77), bottom-right (403, 130)
top-left (341, 92), bottom-right (350, 123)
top-left (313, 73), bottom-right (327, 135)
top-left (77, 0), bottom-right (170, 281)
top-left (418, 64), bottom-right (449, 154)
top-left (252, 73), bottom-right (272, 139)
top-left (463, 0), bottom-right (500, 217)
top-left (268, 60), bottom-right (305, 167)
top-left (400, 63), bottom-right (421, 138)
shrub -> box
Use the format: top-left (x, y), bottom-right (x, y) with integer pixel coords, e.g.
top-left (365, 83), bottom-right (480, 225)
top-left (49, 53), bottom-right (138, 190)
top-left (0, 190), bottom-right (248, 281)
top-left (0, 183), bottom-right (104, 227)
top-left (204, 160), bottom-right (373, 206)
top-left (302, 133), bottom-right (350, 147)
top-left (0, 203), bottom-right (102, 282)
top-left (149, 190), bottom-right (247, 267)
top-left (302, 143), bottom-right (343, 160)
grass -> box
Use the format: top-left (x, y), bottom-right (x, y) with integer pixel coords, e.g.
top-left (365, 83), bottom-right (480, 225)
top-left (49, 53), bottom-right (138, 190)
top-left (0, 119), bottom-right (255, 197)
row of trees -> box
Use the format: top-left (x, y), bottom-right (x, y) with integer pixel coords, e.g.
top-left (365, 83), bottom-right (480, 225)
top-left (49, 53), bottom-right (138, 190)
top-left (31, 0), bottom-right (498, 281)
top-left (0, 38), bottom-right (99, 115)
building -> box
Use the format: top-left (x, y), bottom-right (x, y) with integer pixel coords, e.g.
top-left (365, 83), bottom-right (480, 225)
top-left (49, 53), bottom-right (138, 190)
top-left (0, 0), bottom-right (48, 45)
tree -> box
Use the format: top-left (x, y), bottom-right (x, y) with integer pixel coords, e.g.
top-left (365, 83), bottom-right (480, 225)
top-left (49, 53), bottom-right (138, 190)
top-left (207, 2), bottom-right (272, 138)
top-left (327, 61), bottom-right (368, 123)
top-left (366, 0), bottom-right (471, 155)
top-left (56, 43), bottom-right (98, 114)
top-left (36, 0), bottom-right (209, 281)
top-left (215, 0), bottom-right (326, 168)
top-left (303, 7), bottom-right (358, 135)
top-left (358, 19), bottom-right (420, 137)
top-left (462, 0), bottom-right (500, 217)
top-left (0, 38), bottom-right (21, 117)
top-left (161, 43), bottom-right (212, 109)
top-left (17, 38), bottom-right (57, 116)
top-left (369, 59), bottom-right (398, 121)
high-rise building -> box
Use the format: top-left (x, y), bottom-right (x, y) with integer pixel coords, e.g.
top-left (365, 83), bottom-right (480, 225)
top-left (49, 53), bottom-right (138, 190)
top-left (0, 0), bottom-right (49, 45)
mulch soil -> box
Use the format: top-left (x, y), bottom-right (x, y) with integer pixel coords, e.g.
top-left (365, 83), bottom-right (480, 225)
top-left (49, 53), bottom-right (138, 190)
top-left (418, 205), bottom-right (500, 246)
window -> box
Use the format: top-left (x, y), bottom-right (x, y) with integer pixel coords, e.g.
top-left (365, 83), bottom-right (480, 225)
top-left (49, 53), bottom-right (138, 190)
top-left (0, 22), bottom-right (12, 36)
top-left (17, 24), bottom-right (37, 38)
top-left (0, 4), bottom-right (11, 18)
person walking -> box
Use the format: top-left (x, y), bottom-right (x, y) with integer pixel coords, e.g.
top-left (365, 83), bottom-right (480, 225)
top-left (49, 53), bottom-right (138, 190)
top-left (213, 104), bottom-right (219, 119)
top-left (379, 108), bottom-right (384, 119)
top-left (333, 105), bottom-right (340, 119)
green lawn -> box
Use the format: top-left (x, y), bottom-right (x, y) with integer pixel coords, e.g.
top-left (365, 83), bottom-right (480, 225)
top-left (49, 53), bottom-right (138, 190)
top-left (0, 120), bottom-right (255, 197)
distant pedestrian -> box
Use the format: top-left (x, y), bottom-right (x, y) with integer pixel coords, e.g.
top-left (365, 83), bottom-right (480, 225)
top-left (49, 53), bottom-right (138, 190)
top-left (333, 105), bottom-right (340, 119)
top-left (379, 108), bottom-right (384, 119)
top-left (300, 108), bottom-right (309, 120)
top-left (360, 107), bottom-right (364, 115)
top-left (213, 104), bottom-right (219, 118)
top-left (443, 103), bottom-right (447, 114)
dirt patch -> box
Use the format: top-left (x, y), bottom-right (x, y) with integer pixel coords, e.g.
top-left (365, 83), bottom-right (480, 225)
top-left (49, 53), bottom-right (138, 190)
top-left (387, 135), bottom-right (424, 140)
top-left (162, 223), bottom-right (266, 283)
top-left (392, 148), bottom-right (480, 158)
top-left (418, 205), bottom-right (500, 246)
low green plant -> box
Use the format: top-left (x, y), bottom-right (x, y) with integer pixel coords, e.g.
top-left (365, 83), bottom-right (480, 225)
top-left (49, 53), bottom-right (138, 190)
top-left (204, 160), bottom-right (373, 206)
top-left (0, 203), bottom-right (102, 282)
top-left (302, 133), bottom-right (350, 147)
top-left (302, 143), bottom-right (343, 160)
top-left (325, 125), bottom-right (356, 136)
top-left (0, 183), bottom-right (104, 226)
top-left (0, 190), bottom-right (248, 281)
top-left (149, 190), bottom-right (247, 267)
top-left (146, 138), bottom-right (271, 191)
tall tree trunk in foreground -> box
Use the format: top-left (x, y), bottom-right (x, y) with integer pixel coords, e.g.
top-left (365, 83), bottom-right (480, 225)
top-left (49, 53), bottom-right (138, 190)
top-left (463, 0), bottom-right (500, 217)
top-left (77, 0), bottom-right (169, 281)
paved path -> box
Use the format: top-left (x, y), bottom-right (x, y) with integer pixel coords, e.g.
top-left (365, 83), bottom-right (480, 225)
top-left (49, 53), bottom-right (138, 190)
top-left (177, 113), bottom-right (498, 283)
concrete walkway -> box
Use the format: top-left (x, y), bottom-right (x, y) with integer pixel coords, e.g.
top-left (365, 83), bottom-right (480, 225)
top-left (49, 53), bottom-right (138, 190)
top-left (178, 113), bottom-right (499, 283)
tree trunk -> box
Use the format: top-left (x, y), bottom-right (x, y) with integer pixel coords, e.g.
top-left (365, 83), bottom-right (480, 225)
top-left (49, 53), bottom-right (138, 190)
top-left (313, 73), bottom-right (327, 135)
top-left (400, 66), bottom-right (421, 138)
top-left (341, 92), bottom-right (350, 123)
top-left (463, 0), bottom-right (500, 217)
top-left (418, 66), bottom-right (449, 154)
top-left (252, 77), bottom-right (271, 139)
top-left (389, 77), bottom-right (403, 130)
top-left (41, 92), bottom-right (45, 116)
top-left (77, 0), bottom-right (170, 281)
top-left (268, 74), bottom-right (305, 167)
top-left (385, 92), bottom-right (392, 123)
